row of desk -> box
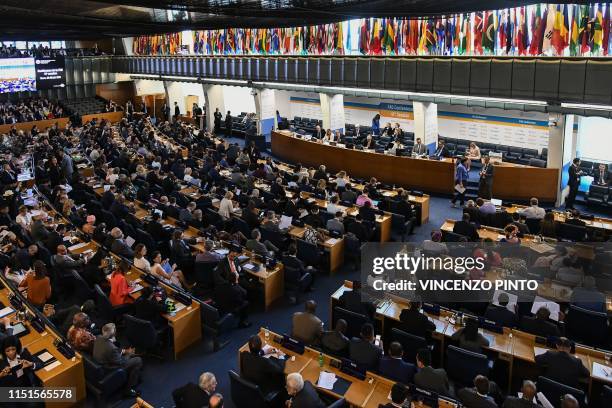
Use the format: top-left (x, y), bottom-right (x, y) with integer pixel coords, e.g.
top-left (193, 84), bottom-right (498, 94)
top-left (272, 130), bottom-right (560, 202)
top-left (330, 283), bottom-right (612, 396)
top-left (1, 272), bottom-right (86, 408)
top-left (238, 328), bottom-right (459, 408)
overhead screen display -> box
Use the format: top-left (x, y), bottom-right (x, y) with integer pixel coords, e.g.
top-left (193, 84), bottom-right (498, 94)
top-left (35, 56), bottom-right (66, 89)
top-left (0, 57), bottom-right (36, 93)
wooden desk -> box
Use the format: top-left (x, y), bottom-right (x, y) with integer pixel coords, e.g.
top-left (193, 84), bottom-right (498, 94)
top-left (491, 162), bottom-right (559, 202)
top-left (67, 231), bottom-right (202, 360)
top-left (0, 283), bottom-right (86, 408)
top-left (272, 131), bottom-right (455, 195)
top-left (331, 283), bottom-right (612, 396)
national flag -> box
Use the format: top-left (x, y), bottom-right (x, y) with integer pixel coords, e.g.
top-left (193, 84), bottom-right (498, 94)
top-left (407, 18), bottom-right (419, 54)
top-left (579, 4), bottom-right (590, 54)
top-left (498, 10), bottom-right (507, 53)
top-left (593, 5), bottom-right (604, 53)
top-left (371, 18), bottom-right (382, 54)
top-left (336, 22), bottom-right (344, 53)
top-left (474, 11), bottom-right (484, 54)
top-left (551, 5), bottom-right (569, 56)
top-left (516, 7), bottom-right (528, 55)
top-left (453, 15), bottom-right (461, 51)
top-left (604, 3), bottom-right (611, 56)
top-left (569, 5), bottom-right (580, 56)
top-left (482, 11), bottom-right (496, 53)
top-left (542, 4), bottom-right (557, 54)
top-left (425, 19), bottom-right (437, 53)
top-left (359, 19), bottom-right (369, 54)
top-left (529, 4), bottom-right (543, 55)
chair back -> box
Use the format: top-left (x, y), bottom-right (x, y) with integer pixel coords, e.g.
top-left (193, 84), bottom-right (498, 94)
top-left (100, 210), bottom-right (117, 229)
top-left (565, 305), bottom-right (608, 346)
top-left (557, 223), bottom-right (586, 242)
top-left (525, 218), bottom-right (541, 235)
top-left (228, 370), bottom-right (269, 408)
top-left (328, 398), bottom-right (347, 408)
top-left (333, 306), bottom-right (369, 339)
top-left (193, 261), bottom-right (219, 292)
top-left (389, 328), bottom-right (427, 364)
top-left (94, 284), bottom-right (115, 320)
top-left (296, 239), bottom-right (321, 265)
top-left (446, 345), bottom-right (490, 387)
top-left (443, 231), bottom-right (465, 242)
top-left (135, 229), bottom-right (157, 251)
top-left (124, 314), bottom-right (158, 351)
top-left (391, 213), bottom-right (408, 234)
top-left (537, 376), bottom-right (585, 408)
top-left (71, 270), bottom-right (94, 304)
top-left (232, 217), bottom-right (251, 237)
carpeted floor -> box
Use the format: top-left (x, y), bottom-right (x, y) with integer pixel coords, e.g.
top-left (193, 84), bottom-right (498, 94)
top-left (112, 135), bottom-right (608, 407)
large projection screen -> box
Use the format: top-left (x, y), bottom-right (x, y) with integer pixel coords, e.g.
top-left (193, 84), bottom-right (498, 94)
top-left (0, 57), bottom-right (36, 93)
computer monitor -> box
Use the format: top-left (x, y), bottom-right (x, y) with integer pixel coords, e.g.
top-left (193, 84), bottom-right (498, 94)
top-left (490, 198), bottom-right (503, 207)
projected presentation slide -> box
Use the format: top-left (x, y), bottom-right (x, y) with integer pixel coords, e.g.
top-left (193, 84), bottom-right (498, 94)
top-left (35, 56), bottom-right (66, 89)
top-left (0, 57), bottom-right (36, 93)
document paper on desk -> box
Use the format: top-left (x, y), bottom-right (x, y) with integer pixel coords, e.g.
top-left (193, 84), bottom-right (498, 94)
top-left (0, 307), bottom-right (15, 318)
top-left (592, 362), bottom-right (612, 380)
top-left (317, 371), bottom-right (337, 390)
top-left (279, 215), bottom-right (292, 230)
top-left (531, 296), bottom-right (560, 321)
top-left (68, 242), bottom-right (89, 252)
top-left (533, 346), bottom-right (548, 357)
top-left (44, 360), bottom-right (62, 372)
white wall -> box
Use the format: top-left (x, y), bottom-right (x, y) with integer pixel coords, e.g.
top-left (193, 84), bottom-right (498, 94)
top-left (165, 81), bottom-right (205, 116)
top-left (134, 79), bottom-right (165, 96)
top-left (222, 86), bottom-right (256, 115)
top-left (577, 116), bottom-right (612, 163)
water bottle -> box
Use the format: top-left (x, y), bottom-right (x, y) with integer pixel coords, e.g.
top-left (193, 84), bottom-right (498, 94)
top-left (318, 352), bottom-right (324, 368)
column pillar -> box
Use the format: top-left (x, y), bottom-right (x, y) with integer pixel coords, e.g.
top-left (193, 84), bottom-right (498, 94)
top-left (202, 84), bottom-right (225, 132)
top-left (548, 114), bottom-right (576, 206)
top-left (413, 102), bottom-right (438, 151)
top-left (254, 88), bottom-right (276, 139)
top-left (319, 93), bottom-right (345, 133)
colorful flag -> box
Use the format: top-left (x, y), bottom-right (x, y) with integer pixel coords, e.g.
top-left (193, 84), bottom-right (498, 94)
top-left (482, 10), bottom-right (497, 53)
top-left (579, 4), bottom-right (590, 54)
top-left (542, 4), bottom-right (556, 54)
top-left (604, 3), bottom-right (611, 56)
top-left (371, 18), bottom-right (382, 54)
top-left (570, 5), bottom-right (580, 56)
top-left (359, 19), bottom-right (369, 54)
top-left (517, 7), bottom-right (528, 55)
top-left (593, 5), bottom-right (604, 53)
top-left (529, 4), bottom-right (543, 55)
top-left (474, 11), bottom-right (484, 54)
top-left (551, 5), bottom-right (569, 56)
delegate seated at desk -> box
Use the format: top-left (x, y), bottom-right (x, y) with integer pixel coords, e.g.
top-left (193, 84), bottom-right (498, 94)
top-left (240, 335), bottom-right (286, 397)
top-left (414, 348), bottom-right (452, 397)
top-left (535, 337), bottom-right (589, 389)
top-left (379, 342), bottom-right (416, 385)
top-left (520, 307), bottom-right (560, 338)
top-left (286, 372), bottom-right (325, 408)
top-left (291, 300), bottom-right (323, 346)
top-left (349, 323), bottom-right (382, 371)
top-left (398, 301), bottom-right (436, 340)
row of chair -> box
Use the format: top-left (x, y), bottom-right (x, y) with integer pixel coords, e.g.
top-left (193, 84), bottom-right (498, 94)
top-left (585, 184), bottom-right (612, 207)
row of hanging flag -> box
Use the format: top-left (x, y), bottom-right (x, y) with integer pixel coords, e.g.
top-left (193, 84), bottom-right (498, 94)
top-left (132, 3), bottom-right (612, 57)
top-left (132, 32), bottom-right (182, 56)
top-left (191, 22), bottom-right (345, 55)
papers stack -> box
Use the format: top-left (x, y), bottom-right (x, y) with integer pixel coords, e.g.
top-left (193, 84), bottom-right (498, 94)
top-left (317, 371), bottom-right (337, 390)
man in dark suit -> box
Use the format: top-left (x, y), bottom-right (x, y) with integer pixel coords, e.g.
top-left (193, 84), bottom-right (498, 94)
top-left (458, 375), bottom-right (499, 408)
top-left (511, 213), bottom-right (530, 237)
top-left (484, 293), bottom-right (518, 328)
top-left (379, 382), bottom-right (410, 408)
top-left (338, 281), bottom-right (376, 320)
top-left (359, 201), bottom-right (377, 223)
top-left (15, 244), bottom-right (41, 270)
top-left (378, 342), bottom-right (416, 385)
top-left (412, 138), bottom-right (428, 156)
top-left (240, 335), bottom-right (285, 396)
top-left (45, 224), bottom-right (66, 257)
top-left (502, 380), bottom-right (541, 408)
top-left (145, 212), bottom-right (167, 240)
top-left (535, 337), bottom-right (589, 388)
top-left (349, 323), bottom-right (382, 371)
top-left (109, 227), bottom-right (135, 258)
top-left (93, 323), bottom-right (142, 397)
top-left (291, 300), bottom-right (323, 346)
top-left (285, 372), bottom-right (325, 408)
top-left (215, 272), bottom-right (251, 328)
top-left (321, 319), bottom-right (350, 357)
top-left (431, 140), bottom-right (450, 158)
top-left (282, 245), bottom-right (314, 291)
top-left (172, 372), bottom-right (217, 408)
top-left (414, 348), bottom-right (451, 397)
top-left (174, 101), bottom-right (181, 118)
top-left (52, 244), bottom-right (86, 274)
top-left (347, 215), bottom-right (371, 242)
top-left (520, 307), bottom-right (560, 338)
top-left (453, 213), bottom-right (480, 241)
top-left (399, 301), bottom-right (436, 341)
top-left (566, 158), bottom-right (583, 210)
top-left (478, 156), bottom-right (494, 199)
top-left (594, 163), bottom-right (609, 185)
top-left (101, 186), bottom-right (116, 209)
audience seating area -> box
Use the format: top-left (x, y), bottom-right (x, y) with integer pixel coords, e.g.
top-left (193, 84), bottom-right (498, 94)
top-left (61, 97), bottom-right (109, 116)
